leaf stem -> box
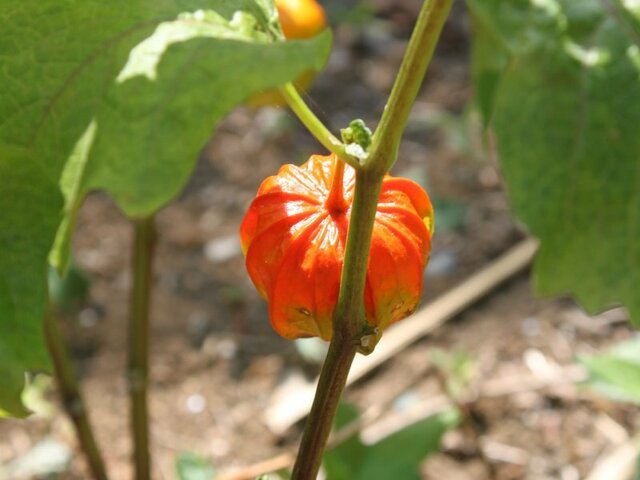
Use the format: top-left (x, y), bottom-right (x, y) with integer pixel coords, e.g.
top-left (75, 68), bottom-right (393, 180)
top-left (128, 216), bottom-right (156, 480)
top-left (280, 83), bottom-right (360, 169)
top-left (44, 308), bottom-right (109, 480)
top-left (367, 0), bottom-right (454, 173)
top-left (290, 1), bottom-right (453, 477)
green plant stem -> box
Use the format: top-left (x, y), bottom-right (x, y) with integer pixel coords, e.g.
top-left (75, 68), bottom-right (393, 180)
top-left (335, 170), bottom-right (385, 344)
top-left (368, 0), bottom-right (454, 173)
top-left (280, 83), bottom-right (360, 169)
top-left (291, 169), bottom-right (383, 480)
top-left (288, 1), bottom-right (453, 478)
top-left (44, 309), bottom-right (109, 480)
top-left (291, 337), bottom-right (356, 479)
top-left (128, 216), bottom-right (156, 480)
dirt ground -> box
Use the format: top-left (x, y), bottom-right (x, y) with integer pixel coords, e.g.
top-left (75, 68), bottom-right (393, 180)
top-left (0, 1), bottom-right (637, 479)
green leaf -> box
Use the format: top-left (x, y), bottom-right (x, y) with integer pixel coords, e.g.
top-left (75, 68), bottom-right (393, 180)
top-left (324, 403), bottom-right (367, 480)
top-left (466, 2), bottom-right (510, 123)
top-left (84, 20), bottom-right (331, 217)
top-left (0, 146), bottom-right (62, 417)
top-left (175, 452), bottom-right (215, 480)
top-left (355, 408), bottom-right (459, 480)
top-left (579, 337), bottom-right (640, 404)
top-left (468, 0), bottom-right (640, 324)
top-left (0, 0), bottom-right (238, 419)
top-left (324, 405), bottom-right (458, 480)
top-left (49, 121), bottom-right (97, 273)
top-left (0, 0), bottom-right (331, 416)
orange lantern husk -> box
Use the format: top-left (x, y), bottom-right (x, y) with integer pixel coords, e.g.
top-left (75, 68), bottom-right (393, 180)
top-left (240, 154), bottom-right (434, 341)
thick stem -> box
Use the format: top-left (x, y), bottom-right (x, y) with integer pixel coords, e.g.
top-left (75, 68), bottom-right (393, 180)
top-left (334, 170), bottom-right (384, 343)
top-left (128, 216), bottom-right (156, 480)
top-left (368, 0), bottom-right (454, 173)
top-left (290, 1), bottom-right (453, 477)
top-left (291, 171), bottom-right (383, 480)
top-left (291, 338), bottom-right (356, 479)
top-left (280, 83), bottom-right (360, 170)
top-left (44, 309), bottom-right (109, 480)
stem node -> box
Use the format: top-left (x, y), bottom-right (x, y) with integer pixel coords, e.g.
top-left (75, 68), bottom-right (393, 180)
top-left (280, 84), bottom-right (361, 170)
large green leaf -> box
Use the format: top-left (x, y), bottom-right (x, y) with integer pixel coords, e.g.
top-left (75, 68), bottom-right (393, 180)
top-left (324, 404), bottom-right (458, 480)
top-left (0, 0), bottom-right (331, 416)
top-left (0, 147), bottom-right (62, 417)
top-left (468, 0), bottom-right (640, 324)
top-left (85, 15), bottom-right (331, 217)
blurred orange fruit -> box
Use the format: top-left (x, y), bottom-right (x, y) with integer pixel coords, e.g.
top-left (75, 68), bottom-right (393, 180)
top-left (277, 0), bottom-right (327, 39)
top-left (247, 0), bottom-right (327, 107)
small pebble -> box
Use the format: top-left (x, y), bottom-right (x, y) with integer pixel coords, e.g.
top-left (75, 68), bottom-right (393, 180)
top-left (186, 394), bottom-right (206, 414)
top-left (393, 390), bottom-right (421, 411)
top-left (217, 338), bottom-right (238, 360)
top-left (294, 338), bottom-right (328, 364)
top-left (425, 249), bottom-right (458, 277)
top-left (187, 312), bottom-right (212, 347)
top-left (4, 438), bottom-right (72, 478)
top-left (204, 235), bottom-right (242, 263)
top-left (560, 465), bottom-right (580, 480)
top-left (210, 438), bottom-right (230, 458)
top-left (78, 307), bottom-right (100, 328)
top-left (521, 316), bottom-right (541, 338)
top-left (203, 336), bottom-right (238, 361)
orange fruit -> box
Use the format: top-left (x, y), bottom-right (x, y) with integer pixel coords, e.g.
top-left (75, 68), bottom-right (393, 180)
top-left (240, 154), bottom-right (434, 340)
top-left (277, 0), bottom-right (327, 39)
top-left (248, 0), bottom-right (327, 107)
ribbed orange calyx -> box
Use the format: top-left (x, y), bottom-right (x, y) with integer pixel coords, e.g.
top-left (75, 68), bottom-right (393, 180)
top-left (240, 154), bottom-right (434, 341)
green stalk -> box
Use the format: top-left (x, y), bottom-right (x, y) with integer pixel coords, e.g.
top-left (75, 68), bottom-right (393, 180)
top-left (290, 337), bottom-right (356, 479)
top-left (291, 168), bottom-right (383, 480)
top-left (333, 170), bottom-right (385, 345)
top-left (288, 1), bottom-right (453, 478)
top-left (280, 83), bottom-right (360, 169)
top-left (368, 0), bottom-right (454, 173)
top-left (44, 309), bottom-right (109, 480)
top-left (128, 216), bottom-right (156, 480)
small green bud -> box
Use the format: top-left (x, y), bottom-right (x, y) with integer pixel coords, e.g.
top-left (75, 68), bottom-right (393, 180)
top-left (341, 119), bottom-right (372, 151)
